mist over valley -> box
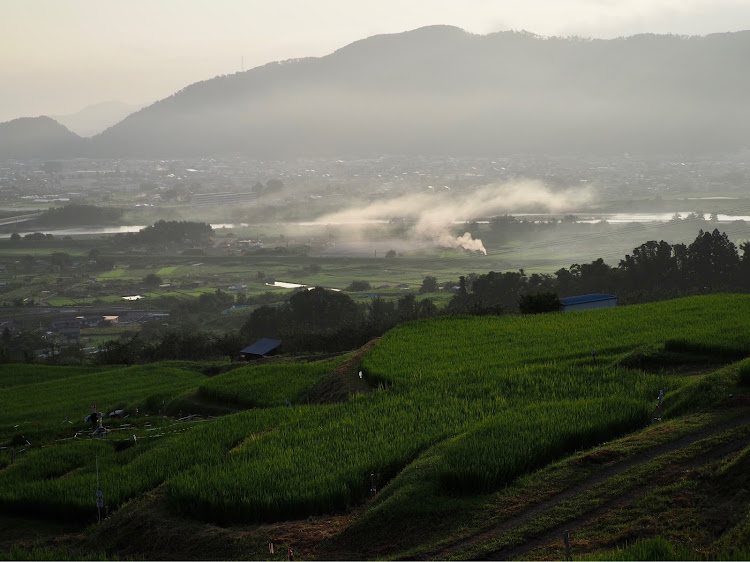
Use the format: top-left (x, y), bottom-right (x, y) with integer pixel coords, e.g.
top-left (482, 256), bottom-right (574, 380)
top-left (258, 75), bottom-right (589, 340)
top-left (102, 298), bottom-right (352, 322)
top-left (2, 17), bottom-right (750, 562)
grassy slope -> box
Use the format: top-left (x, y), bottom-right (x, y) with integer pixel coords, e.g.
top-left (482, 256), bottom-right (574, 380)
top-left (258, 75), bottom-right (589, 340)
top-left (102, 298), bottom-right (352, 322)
top-left (1, 294), bottom-right (749, 560)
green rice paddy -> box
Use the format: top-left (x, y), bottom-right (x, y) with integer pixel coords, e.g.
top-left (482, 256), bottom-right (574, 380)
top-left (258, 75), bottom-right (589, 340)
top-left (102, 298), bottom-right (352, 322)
top-left (0, 294), bottom-right (748, 526)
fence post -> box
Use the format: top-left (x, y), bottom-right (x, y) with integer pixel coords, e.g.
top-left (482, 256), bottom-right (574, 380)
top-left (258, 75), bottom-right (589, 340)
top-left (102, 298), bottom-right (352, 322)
top-left (563, 530), bottom-right (571, 561)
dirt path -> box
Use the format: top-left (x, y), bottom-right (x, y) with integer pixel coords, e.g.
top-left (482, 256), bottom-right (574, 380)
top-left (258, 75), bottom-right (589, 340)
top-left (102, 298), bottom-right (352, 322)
top-left (430, 411), bottom-right (750, 561)
top-left (494, 432), bottom-right (750, 561)
top-left (308, 338), bottom-right (380, 404)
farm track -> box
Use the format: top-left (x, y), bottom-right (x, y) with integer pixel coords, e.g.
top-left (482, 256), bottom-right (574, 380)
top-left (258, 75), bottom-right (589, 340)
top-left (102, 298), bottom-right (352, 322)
top-left (308, 338), bottom-right (379, 404)
top-left (427, 411), bottom-right (750, 561)
top-left (494, 431), bottom-right (750, 561)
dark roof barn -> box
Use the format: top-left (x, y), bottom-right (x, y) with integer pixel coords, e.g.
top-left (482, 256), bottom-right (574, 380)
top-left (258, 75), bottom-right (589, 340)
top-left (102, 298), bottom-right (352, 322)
top-left (239, 338), bottom-right (282, 359)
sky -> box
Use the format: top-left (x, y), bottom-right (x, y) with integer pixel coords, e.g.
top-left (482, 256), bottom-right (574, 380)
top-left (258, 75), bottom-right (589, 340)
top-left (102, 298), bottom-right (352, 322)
top-left (2, 0), bottom-right (750, 123)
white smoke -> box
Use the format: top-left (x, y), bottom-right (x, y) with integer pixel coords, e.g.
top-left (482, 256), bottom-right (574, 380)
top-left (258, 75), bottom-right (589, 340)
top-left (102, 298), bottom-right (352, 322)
top-left (316, 179), bottom-right (595, 254)
top-left (446, 232), bottom-right (487, 255)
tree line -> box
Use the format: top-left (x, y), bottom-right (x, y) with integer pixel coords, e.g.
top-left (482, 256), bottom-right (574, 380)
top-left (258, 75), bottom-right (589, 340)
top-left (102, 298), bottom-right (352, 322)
top-left (113, 220), bottom-right (213, 246)
top-left (10, 228), bottom-right (750, 365)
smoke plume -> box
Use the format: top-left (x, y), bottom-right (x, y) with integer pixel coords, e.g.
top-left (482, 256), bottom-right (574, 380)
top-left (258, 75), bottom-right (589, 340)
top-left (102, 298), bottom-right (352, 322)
top-left (316, 179), bottom-right (595, 254)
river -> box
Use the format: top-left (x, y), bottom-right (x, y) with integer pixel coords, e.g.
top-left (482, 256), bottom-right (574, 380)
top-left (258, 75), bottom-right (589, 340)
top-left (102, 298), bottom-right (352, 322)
top-left (0, 213), bottom-right (748, 239)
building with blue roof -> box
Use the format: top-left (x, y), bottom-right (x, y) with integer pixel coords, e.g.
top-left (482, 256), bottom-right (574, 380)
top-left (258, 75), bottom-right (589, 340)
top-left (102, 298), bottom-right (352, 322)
top-left (559, 293), bottom-right (617, 312)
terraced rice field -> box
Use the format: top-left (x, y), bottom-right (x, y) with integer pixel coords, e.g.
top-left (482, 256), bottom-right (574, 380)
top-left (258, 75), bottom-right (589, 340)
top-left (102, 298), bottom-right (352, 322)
top-left (1, 294), bottom-right (749, 527)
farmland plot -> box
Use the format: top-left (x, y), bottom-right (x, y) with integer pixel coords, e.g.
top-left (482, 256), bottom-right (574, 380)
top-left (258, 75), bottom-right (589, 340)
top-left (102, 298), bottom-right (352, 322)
top-left (1, 294), bottom-right (748, 525)
top-left (0, 364), bottom-right (206, 446)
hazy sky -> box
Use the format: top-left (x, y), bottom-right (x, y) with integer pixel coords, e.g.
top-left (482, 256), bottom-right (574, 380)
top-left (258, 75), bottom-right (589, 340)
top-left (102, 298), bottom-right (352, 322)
top-left (3, 0), bottom-right (750, 123)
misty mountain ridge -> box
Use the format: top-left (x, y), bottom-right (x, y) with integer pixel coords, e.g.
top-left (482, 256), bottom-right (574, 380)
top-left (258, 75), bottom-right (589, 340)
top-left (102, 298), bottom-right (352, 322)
top-left (52, 100), bottom-right (145, 137)
top-left (5, 26), bottom-right (750, 159)
top-left (0, 116), bottom-right (83, 159)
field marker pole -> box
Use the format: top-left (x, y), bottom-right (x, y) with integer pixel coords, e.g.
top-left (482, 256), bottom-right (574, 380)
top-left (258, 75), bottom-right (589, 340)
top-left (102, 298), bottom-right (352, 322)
top-left (653, 389), bottom-right (664, 421)
top-left (95, 455), bottom-right (103, 522)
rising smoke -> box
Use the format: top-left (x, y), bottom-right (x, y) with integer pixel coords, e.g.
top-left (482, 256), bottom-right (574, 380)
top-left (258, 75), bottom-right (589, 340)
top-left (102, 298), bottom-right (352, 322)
top-left (316, 179), bottom-right (595, 254)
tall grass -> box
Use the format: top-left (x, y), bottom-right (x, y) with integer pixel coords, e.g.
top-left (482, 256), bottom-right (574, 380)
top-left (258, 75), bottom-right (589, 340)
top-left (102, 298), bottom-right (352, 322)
top-left (438, 398), bottom-right (651, 493)
top-left (197, 355), bottom-right (348, 408)
top-left (0, 364), bottom-right (112, 389)
top-left (2, 294), bottom-right (748, 524)
top-left (1, 364), bottom-right (206, 432)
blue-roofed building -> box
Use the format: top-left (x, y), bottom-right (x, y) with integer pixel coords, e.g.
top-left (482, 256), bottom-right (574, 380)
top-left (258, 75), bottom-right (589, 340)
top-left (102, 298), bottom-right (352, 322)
top-left (239, 338), bottom-right (282, 360)
top-left (560, 293), bottom-right (617, 312)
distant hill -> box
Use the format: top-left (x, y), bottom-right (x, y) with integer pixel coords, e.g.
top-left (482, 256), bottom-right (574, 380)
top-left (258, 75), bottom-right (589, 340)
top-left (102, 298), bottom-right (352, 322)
top-left (5, 26), bottom-right (750, 158)
top-left (0, 116), bottom-right (83, 159)
top-left (52, 100), bottom-right (144, 137)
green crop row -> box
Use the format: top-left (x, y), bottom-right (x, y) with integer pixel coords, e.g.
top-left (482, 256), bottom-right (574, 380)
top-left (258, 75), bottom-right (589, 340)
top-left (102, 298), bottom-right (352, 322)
top-left (0, 294), bottom-right (747, 525)
top-left (360, 294), bottom-right (750, 388)
top-left (438, 398), bottom-right (651, 493)
top-left (0, 408), bottom-right (296, 521)
top-left (0, 364), bottom-right (111, 389)
top-left (197, 355), bottom-right (349, 408)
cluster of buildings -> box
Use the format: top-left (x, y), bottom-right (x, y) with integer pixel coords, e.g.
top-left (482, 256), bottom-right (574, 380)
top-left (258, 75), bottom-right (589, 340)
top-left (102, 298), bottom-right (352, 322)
top-left (47, 310), bottom-right (168, 345)
top-left (1, 152), bottom-right (748, 214)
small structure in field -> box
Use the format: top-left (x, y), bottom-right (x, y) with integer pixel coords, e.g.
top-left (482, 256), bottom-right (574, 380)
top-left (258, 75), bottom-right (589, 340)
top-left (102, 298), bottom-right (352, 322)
top-left (238, 338), bottom-right (282, 360)
top-left (560, 293), bottom-right (617, 312)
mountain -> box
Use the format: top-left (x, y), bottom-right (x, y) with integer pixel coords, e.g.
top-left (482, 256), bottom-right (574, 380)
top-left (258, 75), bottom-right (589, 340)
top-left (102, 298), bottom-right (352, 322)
top-left (0, 116), bottom-right (83, 159)
top-left (52, 101), bottom-right (144, 137)
top-left (6, 26), bottom-right (750, 158)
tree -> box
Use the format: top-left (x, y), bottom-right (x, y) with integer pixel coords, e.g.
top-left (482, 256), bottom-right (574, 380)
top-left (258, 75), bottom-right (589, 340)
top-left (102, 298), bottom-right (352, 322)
top-left (385, 249), bottom-right (397, 259)
top-left (685, 229), bottom-right (739, 289)
top-left (490, 214), bottom-right (518, 234)
top-left (346, 280), bottom-right (372, 291)
top-left (417, 298), bottom-right (437, 318)
top-left (471, 270), bottom-right (527, 313)
top-left (288, 287), bottom-right (362, 331)
top-left (215, 332), bottom-right (244, 361)
top-left (619, 240), bottom-right (678, 290)
top-left (519, 292), bottom-right (562, 314)
top-left (143, 273), bottom-right (163, 287)
top-left (419, 276), bottom-right (439, 294)
top-left (367, 296), bottom-right (396, 329)
top-left (526, 273), bottom-right (556, 292)
top-left (240, 305), bottom-right (285, 341)
top-left (571, 258), bottom-right (616, 294)
top-left (396, 294), bottom-right (419, 322)
top-left (134, 220), bottom-right (213, 245)
top-left (9, 232), bottom-right (20, 242)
